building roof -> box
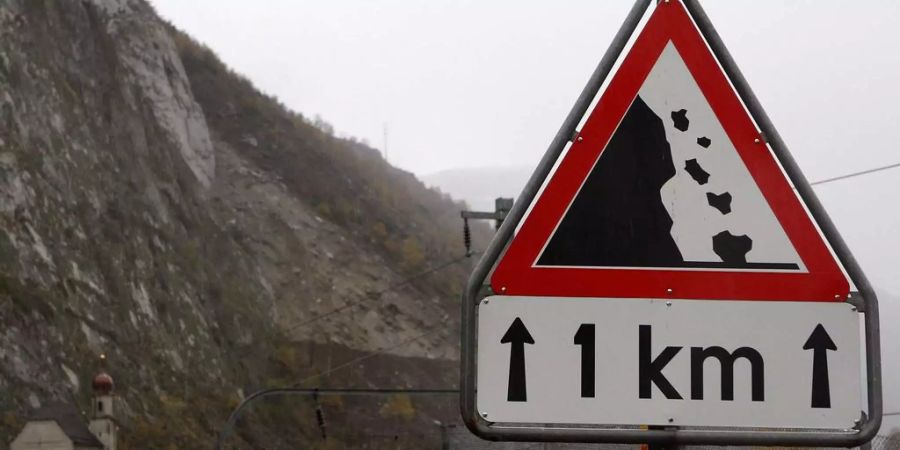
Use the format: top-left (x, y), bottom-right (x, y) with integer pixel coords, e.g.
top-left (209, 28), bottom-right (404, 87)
top-left (29, 403), bottom-right (104, 448)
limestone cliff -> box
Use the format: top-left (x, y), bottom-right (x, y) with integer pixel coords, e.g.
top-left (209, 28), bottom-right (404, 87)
top-left (0, 0), bottom-right (485, 447)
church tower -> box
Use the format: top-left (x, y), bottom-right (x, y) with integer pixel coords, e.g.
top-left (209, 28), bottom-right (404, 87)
top-left (88, 372), bottom-right (118, 450)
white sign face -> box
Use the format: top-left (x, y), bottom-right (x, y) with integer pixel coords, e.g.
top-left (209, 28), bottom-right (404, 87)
top-left (535, 43), bottom-right (805, 273)
top-left (476, 296), bottom-right (861, 429)
top-left (646, 43), bottom-right (803, 269)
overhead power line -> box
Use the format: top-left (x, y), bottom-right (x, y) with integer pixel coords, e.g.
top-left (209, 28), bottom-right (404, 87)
top-left (284, 252), bottom-right (474, 333)
top-left (274, 250), bottom-right (476, 383)
top-left (810, 161), bottom-right (900, 187)
top-left (230, 251), bottom-right (473, 359)
top-left (296, 327), bottom-right (451, 385)
top-left (283, 161), bottom-right (900, 333)
top-left (215, 387), bottom-right (459, 450)
top-left (277, 160), bottom-right (900, 374)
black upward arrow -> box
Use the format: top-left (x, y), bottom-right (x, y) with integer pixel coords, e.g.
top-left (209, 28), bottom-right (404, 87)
top-left (501, 317), bottom-right (534, 402)
top-left (803, 323), bottom-right (837, 408)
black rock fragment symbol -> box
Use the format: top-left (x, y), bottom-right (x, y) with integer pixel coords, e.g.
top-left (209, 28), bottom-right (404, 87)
top-left (706, 192), bottom-right (732, 214)
top-left (712, 231), bottom-right (752, 264)
top-left (684, 159), bottom-right (709, 185)
top-left (697, 136), bottom-right (711, 148)
top-left (671, 109), bottom-right (689, 131)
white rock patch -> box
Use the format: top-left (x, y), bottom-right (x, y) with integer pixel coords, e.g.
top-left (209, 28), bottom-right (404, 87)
top-left (641, 43), bottom-right (804, 270)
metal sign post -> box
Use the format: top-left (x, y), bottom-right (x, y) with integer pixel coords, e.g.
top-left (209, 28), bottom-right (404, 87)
top-left (459, 0), bottom-right (881, 446)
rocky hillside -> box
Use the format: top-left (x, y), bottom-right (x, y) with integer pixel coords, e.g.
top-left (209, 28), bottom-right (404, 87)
top-left (0, 0), bottom-right (490, 447)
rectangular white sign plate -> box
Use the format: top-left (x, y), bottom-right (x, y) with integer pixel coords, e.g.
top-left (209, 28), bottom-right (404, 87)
top-left (476, 296), bottom-right (861, 429)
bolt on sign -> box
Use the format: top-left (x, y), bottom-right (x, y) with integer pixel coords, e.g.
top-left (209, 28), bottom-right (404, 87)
top-left (460, 0), bottom-right (882, 447)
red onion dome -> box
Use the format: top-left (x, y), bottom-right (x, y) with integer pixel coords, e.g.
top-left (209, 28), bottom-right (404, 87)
top-left (92, 372), bottom-right (114, 395)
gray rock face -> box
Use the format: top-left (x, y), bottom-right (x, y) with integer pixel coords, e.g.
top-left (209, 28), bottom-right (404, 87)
top-left (88, 0), bottom-right (216, 188)
top-left (1, 3), bottom-right (234, 436)
top-left (0, 0), bottom-right (472, 446)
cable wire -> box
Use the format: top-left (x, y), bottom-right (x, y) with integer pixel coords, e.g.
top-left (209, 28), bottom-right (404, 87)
top-left (281, 159), bottom-right (900, 338)
top-left (278, 160), bottom-right (900, 381)
top-left (214, 387), bottom-right (459, 450)
top-left (295, 327), bottom-right (451, 385)
top-left (810, 161), bottom-right (900, 187)
top-left (277, 252), bottom-right (473, 383)
top-left (284, 252), bottom-right (474, 332)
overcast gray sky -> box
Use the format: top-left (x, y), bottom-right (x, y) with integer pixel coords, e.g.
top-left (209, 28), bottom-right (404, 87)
top-left (148, 0), bottom-right (900, 178)
top-left (149, 0), bottom-right (900, 428)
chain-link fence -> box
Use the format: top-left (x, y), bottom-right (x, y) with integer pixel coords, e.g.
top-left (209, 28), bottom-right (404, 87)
top-left (217, 390), bottom-right (898, 449)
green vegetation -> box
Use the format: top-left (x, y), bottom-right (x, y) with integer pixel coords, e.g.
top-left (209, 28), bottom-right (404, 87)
top-left (171, 28), bottom-right (487, 295)
top-left (379, 394), bottom-right (416, 420)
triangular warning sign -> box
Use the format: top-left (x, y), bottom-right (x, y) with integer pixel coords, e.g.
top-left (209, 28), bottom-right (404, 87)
top-left (492, 1), bottom-right (848, 301)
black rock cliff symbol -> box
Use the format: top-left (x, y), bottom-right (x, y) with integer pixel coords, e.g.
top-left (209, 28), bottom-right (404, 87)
top-left (712, 231), bottom-right (752, 264)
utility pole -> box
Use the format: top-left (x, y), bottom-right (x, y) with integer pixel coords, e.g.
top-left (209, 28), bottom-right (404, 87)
top-left (437, 422), bottom-right (451, 450)
top-left (460, 197), bottom-right (514, 256)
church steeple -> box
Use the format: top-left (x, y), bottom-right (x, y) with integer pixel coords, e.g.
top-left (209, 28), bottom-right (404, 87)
top-left (88, 370), bottom-right (118, 450)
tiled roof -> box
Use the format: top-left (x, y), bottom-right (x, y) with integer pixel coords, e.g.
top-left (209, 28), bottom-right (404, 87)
top-left (29, 403), bottom-right (104, 448)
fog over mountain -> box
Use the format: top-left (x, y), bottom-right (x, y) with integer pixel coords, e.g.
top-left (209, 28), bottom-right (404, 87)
top-left (423, 165), bottom-right (532, 212)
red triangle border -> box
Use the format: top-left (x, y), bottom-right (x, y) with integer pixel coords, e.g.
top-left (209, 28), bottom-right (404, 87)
top-left (491, 1), bottom-right (848, 302)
